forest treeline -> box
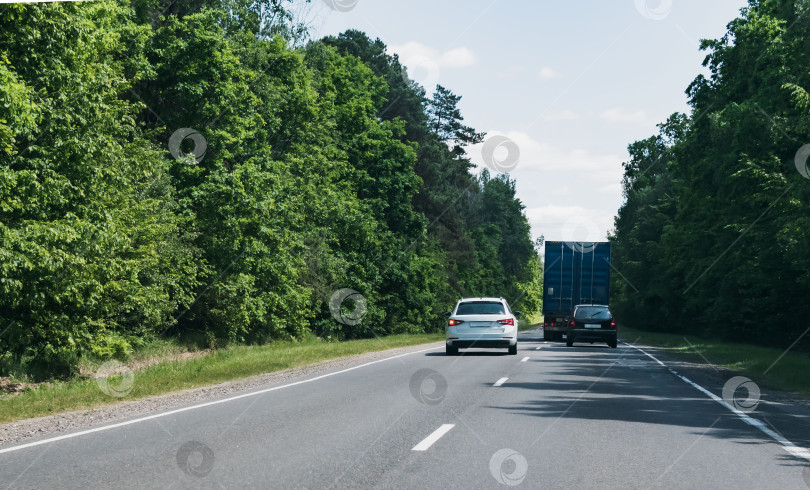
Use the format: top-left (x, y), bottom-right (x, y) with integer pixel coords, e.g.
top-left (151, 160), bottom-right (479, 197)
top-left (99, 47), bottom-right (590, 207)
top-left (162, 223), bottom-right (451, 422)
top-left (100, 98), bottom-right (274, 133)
top-left (0, 0), bottom-right (541, 378)
top-left (612, 0), bottom-right (810, 347)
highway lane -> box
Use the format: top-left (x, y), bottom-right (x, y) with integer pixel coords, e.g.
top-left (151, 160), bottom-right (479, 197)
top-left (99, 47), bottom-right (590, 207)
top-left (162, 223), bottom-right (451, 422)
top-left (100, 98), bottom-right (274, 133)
top-left (2, 328), bottom-right (810, 489)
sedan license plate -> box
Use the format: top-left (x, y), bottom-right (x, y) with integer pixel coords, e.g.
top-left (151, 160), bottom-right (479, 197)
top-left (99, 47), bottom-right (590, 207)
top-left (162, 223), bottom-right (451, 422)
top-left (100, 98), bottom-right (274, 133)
top-left (584, 323), bottom-right (601, 329)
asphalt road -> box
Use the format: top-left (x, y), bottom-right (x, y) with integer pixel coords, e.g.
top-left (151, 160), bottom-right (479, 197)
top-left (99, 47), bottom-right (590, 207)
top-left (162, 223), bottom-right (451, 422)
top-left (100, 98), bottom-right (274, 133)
top-left (2, 328), bottom-right (810, 489)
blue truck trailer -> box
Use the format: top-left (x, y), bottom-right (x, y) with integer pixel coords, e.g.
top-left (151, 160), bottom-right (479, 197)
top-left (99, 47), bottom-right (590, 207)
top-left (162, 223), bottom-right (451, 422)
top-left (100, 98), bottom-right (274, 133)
top-left (542, 241), bottom-right (611, 341)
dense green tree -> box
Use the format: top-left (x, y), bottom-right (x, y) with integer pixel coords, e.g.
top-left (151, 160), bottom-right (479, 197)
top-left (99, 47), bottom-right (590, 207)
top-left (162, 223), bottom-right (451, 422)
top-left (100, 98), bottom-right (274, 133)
top-left (612, 0), bottom-right (810, 347)
top-left (0, 1), bottom-right (198, 376)
top-left (322, 29), bottom-right (429, 141)
top-left (471, 171), bottom-right (541, 312)
top-left (427, 85), bottom-right (485, 154)
top-left (0, 0), bottom-right (542, 378)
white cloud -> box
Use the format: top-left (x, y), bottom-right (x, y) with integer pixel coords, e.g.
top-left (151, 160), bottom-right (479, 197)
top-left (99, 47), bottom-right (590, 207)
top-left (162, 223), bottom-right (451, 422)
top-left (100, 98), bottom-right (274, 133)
top-left (551, 185), bottom-right (571, 196)
top-left (441, 47), bottom-right (476, 68)
top-left (389, 42), bottom-right (477, 69)
top-left (390, 42), bottom-right (476, 92)
top-left (470, 130), bottom-right (625, 183)
top-left (598, 183), bottom-right (623, 195)
top-left (468, 131), bottom-right (625, 242)
top-left (525, 205), bottom-right (615, 242)
top-left (537, 66), bottom-right (559, 80)
top-left (600, 107), bottom-right (648, 124)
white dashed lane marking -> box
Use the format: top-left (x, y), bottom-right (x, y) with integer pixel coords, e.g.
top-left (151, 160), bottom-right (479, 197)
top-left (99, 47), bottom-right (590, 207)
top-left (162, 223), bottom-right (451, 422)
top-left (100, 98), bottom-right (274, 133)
top-left (412, 424), bottom-right (455, 451)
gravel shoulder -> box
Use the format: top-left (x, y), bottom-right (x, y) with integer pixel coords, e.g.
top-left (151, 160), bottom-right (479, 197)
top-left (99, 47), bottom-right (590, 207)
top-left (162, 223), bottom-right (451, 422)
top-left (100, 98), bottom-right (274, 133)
top-left (0, 341), bottom-right (444, 447)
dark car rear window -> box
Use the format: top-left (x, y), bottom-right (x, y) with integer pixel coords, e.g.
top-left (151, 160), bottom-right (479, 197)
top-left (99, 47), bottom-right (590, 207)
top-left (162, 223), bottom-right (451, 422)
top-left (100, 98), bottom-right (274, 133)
top-left (456, 302), bottom-right (506, 315)
top-left (574, 306), bottom-right (611, 320)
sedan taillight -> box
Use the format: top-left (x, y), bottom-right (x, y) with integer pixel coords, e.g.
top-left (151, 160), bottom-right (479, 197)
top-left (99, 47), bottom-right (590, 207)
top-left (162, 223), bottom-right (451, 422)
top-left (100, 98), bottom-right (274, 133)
top-left (569, 320), bottom-right (575, 326)
top-left (497, 318), bottom-right (514, 326)
top-left (448, 319), bottom-right (464, 326)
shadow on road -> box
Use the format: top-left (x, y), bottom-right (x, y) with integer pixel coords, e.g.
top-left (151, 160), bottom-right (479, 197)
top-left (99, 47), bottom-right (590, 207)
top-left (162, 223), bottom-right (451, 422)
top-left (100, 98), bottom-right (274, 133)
top-left (425, 351), bottom-right (511, 357)
top-left (481, 344), bottom-right (810, 465)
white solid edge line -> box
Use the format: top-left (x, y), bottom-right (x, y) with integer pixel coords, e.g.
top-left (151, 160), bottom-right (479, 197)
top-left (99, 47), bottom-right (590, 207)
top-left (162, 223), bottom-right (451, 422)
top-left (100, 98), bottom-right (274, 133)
top-left (493, 377), bottom-right (508, 387)
top-left (521, 357), bottom-right (530, 362)
top-left (0, 344), bottom-right (444, 455)
top-left (623, 341), bottom-right (810, 462)
top-left (412, 424), bottom-right (455, 451)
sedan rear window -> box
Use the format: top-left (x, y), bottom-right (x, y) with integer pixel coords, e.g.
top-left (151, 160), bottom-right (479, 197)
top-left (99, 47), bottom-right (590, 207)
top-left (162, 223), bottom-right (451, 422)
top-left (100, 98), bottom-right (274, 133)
top-left (574, 306), bottom-right (611, 320)
top-left (456, 302), bottom-right (506, 315)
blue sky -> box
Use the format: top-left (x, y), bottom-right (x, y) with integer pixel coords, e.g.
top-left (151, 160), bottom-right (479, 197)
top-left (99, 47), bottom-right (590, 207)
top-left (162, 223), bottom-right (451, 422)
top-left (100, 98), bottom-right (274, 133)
top-left (307, 0), bottom-right (748, 242)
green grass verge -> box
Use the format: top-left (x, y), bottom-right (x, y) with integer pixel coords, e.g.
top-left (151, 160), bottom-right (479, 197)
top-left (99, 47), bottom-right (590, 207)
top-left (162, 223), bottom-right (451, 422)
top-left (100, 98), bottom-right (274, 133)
top-left (518, 311), bottom-right (543, 331)
top-left (619, 325), bottom-right (810, 397)
top-left (0, 333), bottom-right (443, 425)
